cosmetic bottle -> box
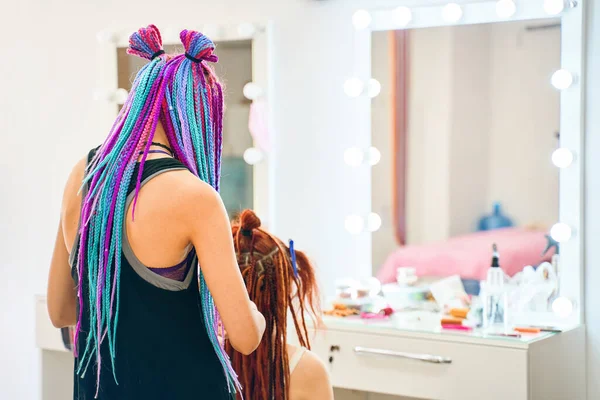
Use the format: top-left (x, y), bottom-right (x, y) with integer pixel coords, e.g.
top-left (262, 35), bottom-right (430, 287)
top-left (483, 244), bottom-right (509, 331)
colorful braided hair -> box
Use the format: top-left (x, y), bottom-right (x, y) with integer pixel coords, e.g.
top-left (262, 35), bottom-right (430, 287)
top-left (228, 210), bottom-right (322, 400)
top-left (73, 25), bottom-right (239, 395)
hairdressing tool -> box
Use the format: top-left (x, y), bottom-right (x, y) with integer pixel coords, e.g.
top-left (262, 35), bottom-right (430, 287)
top-left (288, 239), bottom-right (298, 277)
top-left (487, 333), bottom-right (521, 338)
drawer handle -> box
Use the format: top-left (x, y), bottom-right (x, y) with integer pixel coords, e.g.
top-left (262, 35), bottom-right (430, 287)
top-left (354, 346), bottom-right (452, 364)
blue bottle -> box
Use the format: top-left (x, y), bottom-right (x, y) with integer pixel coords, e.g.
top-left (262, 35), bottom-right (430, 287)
top-left (478, 202), bottom-right (513, 231)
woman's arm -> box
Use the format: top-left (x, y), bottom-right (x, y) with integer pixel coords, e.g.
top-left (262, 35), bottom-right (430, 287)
top-left (47, 221), bottom-right (77, 328)
top-left (47, 158), bottom-right (86, 328)
top-left (185, 181), bottom-right (266, 355)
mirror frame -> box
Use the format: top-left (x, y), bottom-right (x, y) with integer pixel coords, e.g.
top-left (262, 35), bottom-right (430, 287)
top-left (93, 22), bottom-right (276, 229)
top-left (350, 1), bottom-right (584, 325)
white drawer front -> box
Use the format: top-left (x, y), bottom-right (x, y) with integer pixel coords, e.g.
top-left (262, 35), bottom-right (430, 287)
top-left (309, 329), bottom-right (528, 400)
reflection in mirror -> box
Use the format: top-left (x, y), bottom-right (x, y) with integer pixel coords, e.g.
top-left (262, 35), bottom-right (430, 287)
top-left (117, 40), bottom-right (254, 218)
top-left (371, 20), bottom-right (560, 296)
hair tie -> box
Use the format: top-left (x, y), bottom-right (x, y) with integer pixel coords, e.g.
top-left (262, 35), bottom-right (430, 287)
top-left (151, 50), bottom-right (165, 59)
top-left (185, 53), bottom-right (203, 63)
top-left (241, 229), bottom-right (253, 237)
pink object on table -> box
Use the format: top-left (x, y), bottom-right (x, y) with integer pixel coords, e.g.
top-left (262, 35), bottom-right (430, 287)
top-left (442, 324), bottom-right (472, 331)
top-left (376, 228), bottom-right (554, 283)
top-left (360, 312), bottom-right (390, 320)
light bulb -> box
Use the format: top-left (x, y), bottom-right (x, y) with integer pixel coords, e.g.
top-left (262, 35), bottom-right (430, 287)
top-left (552, 297), bottom-right (573, 318)
top-left (550, 222), bottom-right (572, 243)
top-left (367, 212), bottom-right (382, 232)
top-left (345, 215), bottom-right (365, 234)
top-left (243, 147), bottom-right (263, 165)
top-left (392, 6), bottom-right (413, 27)
top-left (344, 147), bottom-right (364, 166)
top-left (367, 79), bottom-right (382, 98)
top-left (544, 0), bottom-right (565, 15)
top-left (551, 69), bottom-right (574, 90)
top-left (368, 147), bottom-right (381, 166)
top-left (352, 9), bottom-right (372, 30)
top-left (243, 82), bottom-right (263, 100)
top-left (496, 0), bottom-right (517, 18)
top-left (344, 78), bottom-right (364, 98)
top-left (237, 22), bottom-right (256, 38)
top-left (114, 88), bottom-right (129, 105)
top-left (442, 3), bottom-right (463, 23)
top-left (552, 148), bottom-right (574, 168)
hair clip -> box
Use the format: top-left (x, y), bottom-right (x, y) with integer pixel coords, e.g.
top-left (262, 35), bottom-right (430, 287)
top-left (241, 229), bottom-right (252, 237)
top-left (289, 239), bottom-right (298, 277)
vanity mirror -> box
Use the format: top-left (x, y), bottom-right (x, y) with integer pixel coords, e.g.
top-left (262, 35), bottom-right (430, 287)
top-left (346, 0), bottom-right (583, 326)
top-left (291, 3), bottom-right (586, 399)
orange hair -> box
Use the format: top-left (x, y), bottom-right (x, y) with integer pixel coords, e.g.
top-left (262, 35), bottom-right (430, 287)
top-left (227, 210), bottom-right (321, 400)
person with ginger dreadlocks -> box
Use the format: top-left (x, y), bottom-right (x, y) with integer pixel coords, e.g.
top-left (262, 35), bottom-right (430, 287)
top-left (47, 25), bottom-right (265, 399)
top-left (226, 209), bottom-right (334, 400)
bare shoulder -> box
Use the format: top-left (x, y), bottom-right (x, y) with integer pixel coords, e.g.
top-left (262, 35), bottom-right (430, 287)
top-left (163, 171), bottom-right (223, 214)
top-left (62, 156), bottom-right (87, 205)
top-left (292, 350), bottom-right (334, 400)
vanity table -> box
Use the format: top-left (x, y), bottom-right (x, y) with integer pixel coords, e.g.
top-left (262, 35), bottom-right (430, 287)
top-left (322, 0), bottom-right (587, 398)
top-left (292, 315), bottom-right (585, 400)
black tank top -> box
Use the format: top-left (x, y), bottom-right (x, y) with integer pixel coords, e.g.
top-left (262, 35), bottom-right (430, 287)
top-left (71, 149), bottom-right (232, 400)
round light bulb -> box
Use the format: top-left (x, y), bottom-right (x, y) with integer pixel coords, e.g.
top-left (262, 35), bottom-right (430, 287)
top-left (392, 6), bottom-right (413, 27)
top-left (114, 88), bottom-right (129, 105)
top-left (442, 3), bottom-right (463, 23)
top-left (496, 0), bottom-right (517, 18)
top-left (367, 79), bottom-right (382, 98)
top-left (544, 0), bottom-right (565, 15)
top-left (243, 82), bottom-right (263, 100)
top-left (367, 212), bottom-right (382, 232)
top-left (552, 297), bottom-right (574, 318)
top-left (352, 9), bottom-right (372, 30)
top-left (368, 147), bottom-right (381, 166)
top-left (243, 147), bottom-right (263, 165)
top-left (344, 147), bottom-right (364, 167)
top-left (551, 69), bottom-right (574, 90)
top-left (550, 222), bottom-right (572, 243)
top-left (344, 78), bottom-right (364, 98)
top-left (552, 148), bottom-right (574, 168)
top-left (237, 22), bottom-right (256, 38)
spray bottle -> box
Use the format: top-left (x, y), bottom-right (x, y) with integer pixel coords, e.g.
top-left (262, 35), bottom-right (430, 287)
top-left (483, 244), bottom-right (509, 331)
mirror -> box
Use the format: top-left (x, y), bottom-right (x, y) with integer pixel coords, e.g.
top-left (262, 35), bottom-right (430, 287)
top-left (117, 40), bottom-right (255, 218)
top-left (371, 20), bottom-right (561, 295)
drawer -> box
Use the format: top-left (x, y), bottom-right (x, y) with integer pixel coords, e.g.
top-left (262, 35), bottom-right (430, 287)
top-left (308, 329), bottom-right (527, 400)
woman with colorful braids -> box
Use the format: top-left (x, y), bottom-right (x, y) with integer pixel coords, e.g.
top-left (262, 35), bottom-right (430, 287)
top-left (227, 210), bottom-right (334, 400)
top-left (47, 25), bottom-right (265, 399)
